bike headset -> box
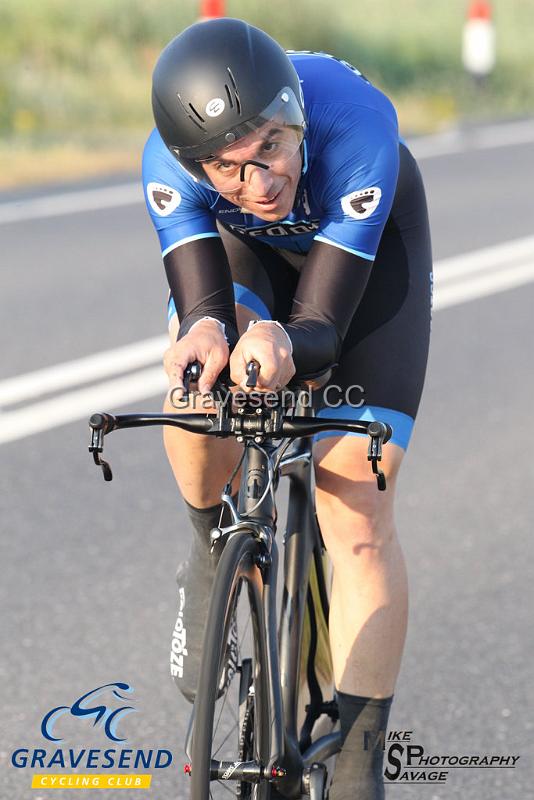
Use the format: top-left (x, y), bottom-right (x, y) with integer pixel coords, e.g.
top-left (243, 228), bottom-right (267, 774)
top-left (151, 18), bottom-right (307, 193)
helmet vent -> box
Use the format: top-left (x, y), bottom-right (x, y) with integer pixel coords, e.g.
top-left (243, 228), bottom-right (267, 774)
top-left (226, 68), bottom-right (242, 115)
top-left (177, 93), bottom-right (207, 131)
top-left (188, 103), bottom-right (206, 124)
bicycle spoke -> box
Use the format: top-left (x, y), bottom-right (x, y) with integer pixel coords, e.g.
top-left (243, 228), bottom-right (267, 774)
top-left (213, 718), bottom-right (239, 758)
top-left (237, 613), bottom-right (252, 663)
top-left (212, 685), bottom-right (239, 745)
top-left (216, 779), bottom-right (236, 797)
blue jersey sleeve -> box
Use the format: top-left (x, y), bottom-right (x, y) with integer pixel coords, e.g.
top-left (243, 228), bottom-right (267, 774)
top-left (313, 104), bottom-right (399, 261)
top-left (142, 128), bottom-right (220, 258)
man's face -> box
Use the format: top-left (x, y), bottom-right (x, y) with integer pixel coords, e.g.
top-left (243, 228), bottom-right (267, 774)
top-left (201, 123), bottom-right (303, 221)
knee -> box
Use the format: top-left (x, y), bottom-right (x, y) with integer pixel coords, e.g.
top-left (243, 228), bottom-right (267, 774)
top-left (315, 478), bottom-right (395, 562)
top-left (313, 438), bottom-right (403, 561)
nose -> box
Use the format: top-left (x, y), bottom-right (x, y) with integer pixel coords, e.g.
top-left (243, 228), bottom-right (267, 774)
top-left (242, 162), bottom-right (273, 195)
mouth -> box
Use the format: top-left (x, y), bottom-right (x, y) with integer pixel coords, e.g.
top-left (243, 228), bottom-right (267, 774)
top-left (244, 186), bottom-right (284, 210)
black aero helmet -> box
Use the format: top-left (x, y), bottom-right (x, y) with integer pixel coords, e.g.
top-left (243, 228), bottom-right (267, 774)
top-left (151, 18), bottom-right (306, 187)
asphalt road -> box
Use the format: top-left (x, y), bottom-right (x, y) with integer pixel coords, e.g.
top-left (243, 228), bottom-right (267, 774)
top-left (1, 122), bottom-right (533, 800)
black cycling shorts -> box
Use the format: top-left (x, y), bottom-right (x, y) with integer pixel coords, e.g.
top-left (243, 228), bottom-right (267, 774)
top-left (168, 144), bottom-right (432, 450)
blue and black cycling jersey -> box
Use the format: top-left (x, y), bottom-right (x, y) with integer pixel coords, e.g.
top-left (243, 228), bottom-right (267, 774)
top-left (143, 52), bottom-right (400, 262)
top-left (142, 52), bottom-right (432, 450)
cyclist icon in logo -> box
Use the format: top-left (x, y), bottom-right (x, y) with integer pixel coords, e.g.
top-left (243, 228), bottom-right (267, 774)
top-left (41, 682), bottom-right (136, 742)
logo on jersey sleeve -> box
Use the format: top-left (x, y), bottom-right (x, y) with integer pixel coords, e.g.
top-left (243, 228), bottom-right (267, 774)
top-left (341, 186), bottom-right (381, 220)
top-left (147, 182), bottom-right (182, 217)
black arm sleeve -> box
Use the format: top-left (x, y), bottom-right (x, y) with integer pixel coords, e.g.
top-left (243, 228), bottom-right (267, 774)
top-left (163, 237), bottom-right (239, 349)
top-left (282, 240), bottom-right (373, 376)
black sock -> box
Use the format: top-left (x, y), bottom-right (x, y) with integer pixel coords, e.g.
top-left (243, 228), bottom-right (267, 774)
top-left (183, 496), bottom-right (230, 557)
top-left (329, 692), bottom-right (393, 800)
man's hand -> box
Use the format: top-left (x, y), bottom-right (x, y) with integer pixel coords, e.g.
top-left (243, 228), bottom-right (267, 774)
top-left (230, 321), bottom-right (295, 391)
top-left (164, 319), bottom-right (229, 397)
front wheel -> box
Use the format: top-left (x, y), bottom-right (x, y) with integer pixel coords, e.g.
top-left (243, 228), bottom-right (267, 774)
top-left (190, 532), bottom-right (272, 800)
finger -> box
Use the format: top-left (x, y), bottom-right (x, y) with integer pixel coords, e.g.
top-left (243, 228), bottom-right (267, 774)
top-left (279, 360), bottom-right (296, 389)
top-left (167, 361), bottom-right (188, 391)
top-left (252, 356), bottom-right (278, 389)
top-left (164, 347), bottom-right (185, 376)
top-left (255, 356), bottom-right (294, 392)
top-left (169, 384), bottom-right (187, 408)
top-left (198, 349), bottom-right (227, 394)
top-left (229, 349), bottom-right (249, 389)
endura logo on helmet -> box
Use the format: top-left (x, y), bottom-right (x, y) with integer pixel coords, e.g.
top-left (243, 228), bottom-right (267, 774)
top-left (147, 182), bottom-right (181, 217)
top-left (205, 97), bottom-right (225, 117)
top-left (341, 186), bottom-right (382, 220)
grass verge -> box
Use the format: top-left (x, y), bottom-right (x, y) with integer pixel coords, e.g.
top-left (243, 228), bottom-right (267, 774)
top-left (2, 0), bottom-right (533, 188)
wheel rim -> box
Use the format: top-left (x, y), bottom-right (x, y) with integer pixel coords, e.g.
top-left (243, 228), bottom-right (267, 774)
top-left (199, 573), bottom-right (270, 800)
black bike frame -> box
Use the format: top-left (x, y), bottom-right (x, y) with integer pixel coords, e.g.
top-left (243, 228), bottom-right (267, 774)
top-left (235, 405), bottom-right (341, 796)
top-left (88, 380), bottom-right (391, 795)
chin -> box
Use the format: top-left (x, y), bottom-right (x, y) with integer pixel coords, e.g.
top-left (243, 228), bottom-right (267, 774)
top-left (247, 196), bottom-right (294, 221)
top-left (255, 208), bottom-right (287, 222)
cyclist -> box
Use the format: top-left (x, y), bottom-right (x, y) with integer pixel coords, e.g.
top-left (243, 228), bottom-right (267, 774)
top-left (143, 18), bottom-right (432, 799)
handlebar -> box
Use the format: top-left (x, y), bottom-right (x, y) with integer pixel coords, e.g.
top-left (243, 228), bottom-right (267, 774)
top-left (88, 360), bottom-right (392, 490)
top-left (88, 410), bottom-right (391, 491)
top-left (89, 410), bottom-right (391, 442)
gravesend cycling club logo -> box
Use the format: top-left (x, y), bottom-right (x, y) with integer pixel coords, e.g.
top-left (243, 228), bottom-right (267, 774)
top-left (147, 181), bottom-right (181, 217)
top-left (11, 682), bottom-right (173, 790)
top-left (341, 186), bottom-right (381, 220)
top-left (41, 682), bottom-right (135, 743)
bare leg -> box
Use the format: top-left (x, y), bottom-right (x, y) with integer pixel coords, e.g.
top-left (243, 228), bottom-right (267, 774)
top-left (314, 435), bottom-right (408, 697)
top-left (163, 305), bottom-right (259, 506)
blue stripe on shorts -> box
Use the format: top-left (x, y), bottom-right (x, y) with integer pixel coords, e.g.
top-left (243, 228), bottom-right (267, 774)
top-left (233, 283), bottom-right (271, 320)
top-left (315, 404), bottom-right (415, 451)
top-left (167, 283), bottom-right (271, 324)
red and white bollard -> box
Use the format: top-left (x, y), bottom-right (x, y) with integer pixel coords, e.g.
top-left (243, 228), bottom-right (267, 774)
top-left (462, 0), bottom-right (496, 79)
top-left (199, 0), bottom-right (225, 20)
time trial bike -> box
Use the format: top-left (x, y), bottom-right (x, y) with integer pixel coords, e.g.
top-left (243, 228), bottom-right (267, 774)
top-left (88, 361), bottom-right (391, 799)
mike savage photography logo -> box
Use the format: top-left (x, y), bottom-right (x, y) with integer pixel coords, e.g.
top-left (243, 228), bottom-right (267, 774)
top-left (366, 729), bottom-right (520, 787)
top-left (11, 682), bottom-right (173, 790)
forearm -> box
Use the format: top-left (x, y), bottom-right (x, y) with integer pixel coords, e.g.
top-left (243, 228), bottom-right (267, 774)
top-left (164, 237), bottom-right (239, 348)
top-left (283, 317), bottom-right (341, 377)
top-left (281, 241), bottom-right (374, 377)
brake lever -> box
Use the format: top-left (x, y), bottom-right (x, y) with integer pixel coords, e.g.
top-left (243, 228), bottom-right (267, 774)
top-left (88, 422), bottom-right (113, 482)
top-left (367, 421), bottom-right (388, 491)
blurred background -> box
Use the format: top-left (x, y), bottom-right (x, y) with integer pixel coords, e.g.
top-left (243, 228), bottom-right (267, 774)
top-left (2, 0), bottom-right (533, 188)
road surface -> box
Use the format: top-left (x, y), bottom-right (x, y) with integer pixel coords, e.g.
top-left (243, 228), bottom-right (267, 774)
top-left (1, 119), bottom-right (533, 799)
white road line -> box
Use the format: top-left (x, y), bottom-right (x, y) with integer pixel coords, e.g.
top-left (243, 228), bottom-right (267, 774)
top-left (0, 367), bottom-right (167, 445)
top-left (434, 235), bottom-right (534, 282)
top-left (409, 118), bottom-right (534, 160)
top-left (0, 335), bottom-right (167, 406)
top-left (0, 119), bottom-right (533, 224)
top-left (1, 234), bottom-right (534, 445)
top-left (434, 257), bottom-right (534, 310)
top-left (0, 182), bottom-right (142, 224)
